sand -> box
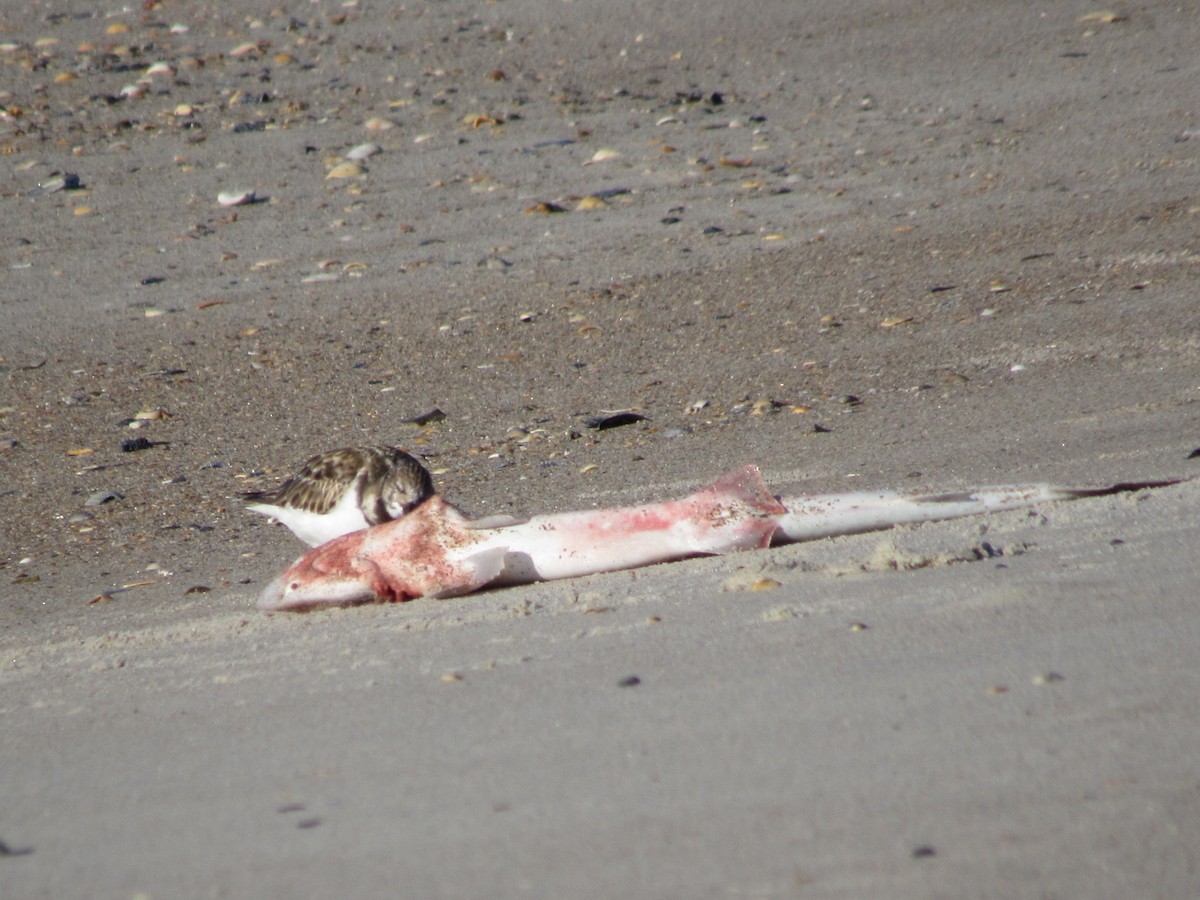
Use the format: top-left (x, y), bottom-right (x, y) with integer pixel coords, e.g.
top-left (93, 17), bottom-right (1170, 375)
top-left (2, 1), bottom-right (1198, 896)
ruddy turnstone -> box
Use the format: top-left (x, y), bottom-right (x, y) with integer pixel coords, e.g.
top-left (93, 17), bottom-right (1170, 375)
top-left (242, 446), bottom-right (435, 546)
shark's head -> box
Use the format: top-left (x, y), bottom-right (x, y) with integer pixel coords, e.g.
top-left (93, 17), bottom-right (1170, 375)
top-left (257, 566), bottom-right (379, 611)
top-left (257, 532), bottom-right (385, 611)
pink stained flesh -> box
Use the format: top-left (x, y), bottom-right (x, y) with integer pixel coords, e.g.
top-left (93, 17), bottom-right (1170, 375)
top-left (259, 465), bottom-right (784, 611)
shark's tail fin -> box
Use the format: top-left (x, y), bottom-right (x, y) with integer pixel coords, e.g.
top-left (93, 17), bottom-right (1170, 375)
top-left (772, 479), bottom-right (1186, 545)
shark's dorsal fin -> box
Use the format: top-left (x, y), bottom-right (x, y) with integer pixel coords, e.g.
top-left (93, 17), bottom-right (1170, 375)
top-left (465, 513), bottom-right (531, 529)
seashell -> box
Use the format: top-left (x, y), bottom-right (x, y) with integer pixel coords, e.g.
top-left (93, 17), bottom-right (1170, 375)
top-left (217, 190), bottom-right (256, 207)
top-left (274, 52), bottom-right (295, 64)
top-left (344, 142), bottom-right (380, 160)
top-left (119, 83), bottom-right (147, 99)
top-left (463, 113), bottom-right (501, 128)
top-left (229, 42), bottom-right (260, 58)
top-left (85, 490), bottom-right (124, 506)
top-left (28, 173), bottom-right (81, 197)
top-left (145, 61), bottom-right (174, 77)
top-left (879, 316), bottom-right (913, 328)
top-left (363, 117), bottom-right (394, 131)
top-left (135, 408), bottom-right (171, 421)
top-left (523, 201), bottom-right (565, 214)
top-left (325, 161), bottom-right (363, 179)
top-left (54, 72), bottom-right (78, 84)
top-left (583, 148), bottom-right (621, 165)
top-left (584, 411), bottom-right (646, 430)
top-left (576, 195), bottom-right (608, 210)
top-left (169, 23), bottom-right (189, 34)
top-left (718, 156), bottom-right (753, 168)
top-left (73, 206), bottom-right (94, 217)
top-left (749, 578), bottom-right (782, 592)
top-left (106, 22), bottom-right (130, 35)
top-left (722, 573), bottom-right (782, 592)
top-left (174, 103), bottom-right (194, 116)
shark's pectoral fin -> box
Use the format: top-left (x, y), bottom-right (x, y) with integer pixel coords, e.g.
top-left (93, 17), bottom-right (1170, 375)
top-left (430, 547), bottom-right (511, 598)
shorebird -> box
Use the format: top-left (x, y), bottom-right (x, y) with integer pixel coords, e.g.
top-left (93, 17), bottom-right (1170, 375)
top-left (242, 446), bottom-right (435, 547)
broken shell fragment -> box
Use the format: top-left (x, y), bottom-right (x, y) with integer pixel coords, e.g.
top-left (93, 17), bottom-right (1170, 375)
top-left (326, 161), bottom-right (364, 179)
top-left (463, 113), bottom-right (501, 128)
top-left (584, 411), bottom-right (647, 430)
top-left (344, 142), bottom-right (381, 161)
top-left (27, 173), bottom-right (81, 197)
top-left (217, 190), bottom-right (256, 207)
top-left (584, 148), bottom-right (621, 165)
top-left (134, 408), bottom-right (171, 421)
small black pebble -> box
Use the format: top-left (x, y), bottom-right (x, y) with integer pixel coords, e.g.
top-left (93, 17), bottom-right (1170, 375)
top-left (140, 276), bottom-right (166, 286)
top-left (912, 845), bottom-right (936, 858)
top-left (1187, 447), bottom-right (1200, 460)
top-left (121, 436), bottom-right (154, 453)
top-left (0, 838), bottom-right (33, 857)
top-left (617, 675), bottom-right (641, 688)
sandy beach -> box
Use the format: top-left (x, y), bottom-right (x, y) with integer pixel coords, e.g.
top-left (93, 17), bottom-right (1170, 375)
top-left (2, 1), bottom-right (1198, 896)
